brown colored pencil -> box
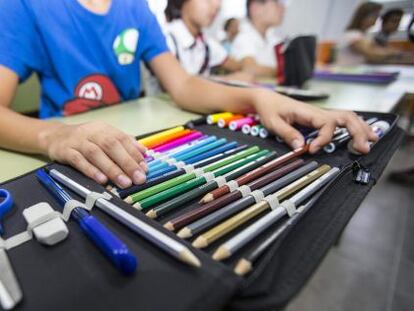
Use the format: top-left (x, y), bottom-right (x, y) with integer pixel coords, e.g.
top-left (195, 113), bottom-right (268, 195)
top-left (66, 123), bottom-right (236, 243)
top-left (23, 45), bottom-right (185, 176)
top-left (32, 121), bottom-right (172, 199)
top-left (165, 159), bottom-right (305, 232)
top-left (200, 145), bottom-right (309, 203)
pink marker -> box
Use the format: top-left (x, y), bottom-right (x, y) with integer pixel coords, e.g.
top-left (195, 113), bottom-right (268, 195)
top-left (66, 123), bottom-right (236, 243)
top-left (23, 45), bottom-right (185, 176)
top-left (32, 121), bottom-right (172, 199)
top-left (152, 131), bottom-right (204, 153)
top-left (229, 117), bottom-right (256, 131)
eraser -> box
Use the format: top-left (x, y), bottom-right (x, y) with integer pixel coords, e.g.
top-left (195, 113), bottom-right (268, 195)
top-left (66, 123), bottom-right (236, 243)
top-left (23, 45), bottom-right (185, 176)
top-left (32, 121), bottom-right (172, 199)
top-left (22, 202), bottom-right (68, 246)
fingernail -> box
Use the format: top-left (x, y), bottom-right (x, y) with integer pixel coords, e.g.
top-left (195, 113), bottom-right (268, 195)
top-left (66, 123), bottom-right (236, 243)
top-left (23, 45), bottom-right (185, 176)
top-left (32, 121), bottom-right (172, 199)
top-left (133, 170), bottom-right (146, 184)
top-left (311, 144), bottom-right (321, 153)
top-left (95, 172), bottom-right (107, 184)
top-left (117, 174), bottom-right (132, 188)
top-left (292, 139), bottom-right (303, 149)
top-left (140, 161), bottom-right (148, 173)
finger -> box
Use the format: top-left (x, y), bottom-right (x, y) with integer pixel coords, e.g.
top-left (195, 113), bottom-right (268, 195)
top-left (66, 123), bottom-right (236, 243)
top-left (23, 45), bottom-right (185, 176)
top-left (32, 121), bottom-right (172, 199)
top-left (120, 135), bottom-right (146, 167)
top-left (81, 141), bottom-right (133, 188)
top-left (270, 117), bottom-right (305, 150)
top-left (338, 113), bottom-right (371, 154)
top-left (309, 121), bottom-right (336, 153)
top-left (97, 136), bottom-right (146, 185)
top-left (130, 136), bottom-right (147, 154)
top-left (65, 149), bottom-right (108, 184)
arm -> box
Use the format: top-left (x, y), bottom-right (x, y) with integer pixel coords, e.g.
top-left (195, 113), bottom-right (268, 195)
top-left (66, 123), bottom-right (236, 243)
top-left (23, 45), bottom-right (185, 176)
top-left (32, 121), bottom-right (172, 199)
top-left (241, 57), bottom-right (276, 78)
top-left (151, 53), bottom-right (377, 154)
top-left (0, 65), bottom-right (148, 189)
top-left (350, 39), bottom-right (400, 63)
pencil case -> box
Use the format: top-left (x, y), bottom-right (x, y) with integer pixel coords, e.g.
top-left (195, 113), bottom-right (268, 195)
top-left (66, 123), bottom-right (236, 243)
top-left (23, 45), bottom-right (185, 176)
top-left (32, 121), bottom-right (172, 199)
top-left (0, 111), bottom-right (403, 311)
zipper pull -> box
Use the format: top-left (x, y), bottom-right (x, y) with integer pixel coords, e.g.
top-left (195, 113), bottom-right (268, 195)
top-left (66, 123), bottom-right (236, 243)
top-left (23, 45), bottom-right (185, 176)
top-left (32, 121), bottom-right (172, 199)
top-left (352, 161), bottom-right (371, 185)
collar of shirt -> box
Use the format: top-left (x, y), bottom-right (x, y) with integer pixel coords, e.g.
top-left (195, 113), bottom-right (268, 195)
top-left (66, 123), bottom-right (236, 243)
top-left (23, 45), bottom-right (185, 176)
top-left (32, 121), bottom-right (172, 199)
top-left (166, 19), bottom-right (203, 50)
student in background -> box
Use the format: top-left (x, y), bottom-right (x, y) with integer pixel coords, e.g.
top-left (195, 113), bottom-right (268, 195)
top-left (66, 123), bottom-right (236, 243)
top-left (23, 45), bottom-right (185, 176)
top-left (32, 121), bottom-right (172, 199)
top-left (164, 0), bottom-right (252, 81)
top-left (231, 0), bottom-right (286, 78)
top-left (375, 9), bottom-right (404, 47)
top-left (0, 0), bottom-right (376, 189)
top-left (336, 2), bottom-right (400, 66)
top-left (222, 18), bottom-right (240, 53)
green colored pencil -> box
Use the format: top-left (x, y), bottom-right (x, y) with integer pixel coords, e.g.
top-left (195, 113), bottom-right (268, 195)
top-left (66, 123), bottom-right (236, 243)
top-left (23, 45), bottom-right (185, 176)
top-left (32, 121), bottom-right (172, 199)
top-left (125, 146), bottom-right (260, 204)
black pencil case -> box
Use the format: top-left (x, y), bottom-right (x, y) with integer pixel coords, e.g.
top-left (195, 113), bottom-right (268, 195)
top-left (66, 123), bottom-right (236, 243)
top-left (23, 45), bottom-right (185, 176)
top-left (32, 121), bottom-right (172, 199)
top-left (0, 111), bottom-right (404, 311)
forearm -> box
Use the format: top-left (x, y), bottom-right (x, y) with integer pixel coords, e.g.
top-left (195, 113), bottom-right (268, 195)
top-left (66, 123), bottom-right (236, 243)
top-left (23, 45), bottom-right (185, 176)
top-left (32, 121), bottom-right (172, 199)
top-left (0, 106), bottom-right (62, 154)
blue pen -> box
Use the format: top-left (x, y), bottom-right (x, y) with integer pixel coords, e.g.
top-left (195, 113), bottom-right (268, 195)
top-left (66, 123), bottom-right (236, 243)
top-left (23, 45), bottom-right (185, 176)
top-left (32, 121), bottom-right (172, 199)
top-left (149, 138), bottom-right (226, 173)
top-left (148, 136), bottom-right (218, 169)
top-left (36, 169), bottom-right (137, 275)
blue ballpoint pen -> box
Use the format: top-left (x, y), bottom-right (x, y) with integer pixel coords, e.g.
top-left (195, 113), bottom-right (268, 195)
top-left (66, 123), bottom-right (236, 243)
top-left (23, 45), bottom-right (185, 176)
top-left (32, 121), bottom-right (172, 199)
top-left (36, 169), bottom-right (137, 275)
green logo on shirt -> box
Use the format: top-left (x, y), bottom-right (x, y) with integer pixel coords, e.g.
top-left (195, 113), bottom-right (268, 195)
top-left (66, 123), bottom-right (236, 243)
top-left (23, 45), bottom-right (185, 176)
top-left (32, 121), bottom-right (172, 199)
top-left (113, 28), bottom-right (139, 65)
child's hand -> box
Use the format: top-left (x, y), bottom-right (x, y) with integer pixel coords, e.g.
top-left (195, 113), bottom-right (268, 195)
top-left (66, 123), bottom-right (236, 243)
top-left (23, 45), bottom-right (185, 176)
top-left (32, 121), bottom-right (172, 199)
top-left (253, 89), bottom-right (378, 154)
top-left (39, 122), bottom-right (148, 188)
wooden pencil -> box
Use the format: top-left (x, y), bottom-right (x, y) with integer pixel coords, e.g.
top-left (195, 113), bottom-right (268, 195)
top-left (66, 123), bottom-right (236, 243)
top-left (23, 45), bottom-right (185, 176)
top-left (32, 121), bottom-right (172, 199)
top-left (192, 164), bottom-right (331, 249)
top-left (200, 145), bottom-right (309, 203)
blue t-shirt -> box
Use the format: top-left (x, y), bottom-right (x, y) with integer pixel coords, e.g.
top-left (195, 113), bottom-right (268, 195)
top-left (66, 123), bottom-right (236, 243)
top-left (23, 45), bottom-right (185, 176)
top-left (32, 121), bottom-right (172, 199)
top-left (0, 0), bottom-right (169, 118)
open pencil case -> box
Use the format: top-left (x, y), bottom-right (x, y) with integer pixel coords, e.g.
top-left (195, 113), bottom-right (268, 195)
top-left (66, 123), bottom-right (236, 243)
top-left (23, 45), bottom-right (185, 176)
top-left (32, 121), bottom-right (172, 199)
top-left (0, 111), bottom-right (404, 311)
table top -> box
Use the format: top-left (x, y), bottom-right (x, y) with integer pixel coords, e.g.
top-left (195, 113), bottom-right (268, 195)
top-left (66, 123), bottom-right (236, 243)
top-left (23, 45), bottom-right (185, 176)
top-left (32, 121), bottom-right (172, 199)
top-left (1, 65), bottom-right (413, 183)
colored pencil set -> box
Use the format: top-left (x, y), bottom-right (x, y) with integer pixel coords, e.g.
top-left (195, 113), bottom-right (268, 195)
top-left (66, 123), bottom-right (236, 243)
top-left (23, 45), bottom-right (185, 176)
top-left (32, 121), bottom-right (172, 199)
top-left (111, 114), bottom-right (354, 276)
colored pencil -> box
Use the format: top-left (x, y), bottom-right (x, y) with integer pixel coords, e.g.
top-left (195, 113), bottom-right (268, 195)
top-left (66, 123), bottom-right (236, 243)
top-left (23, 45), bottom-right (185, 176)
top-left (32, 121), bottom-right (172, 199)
top-left (177, 161), bottom-right (317, 239)
top-left (201, 145), bottom-right (309, 203)
top-left (213, 167), bottom-right (340, 261)
top-left (229, 117), bottom-right (256, 131)
top-left (218, 115), bottom-right (245, 128)
top-left (146, 129), bottom-right (193, 150)
top-left (250, 125), bottom-right (264, 137)
top-left (151, 131), bottom-right (203, 153)
top-left (47, 168), bottom-right (201, 268)
top-left (137, 150), bottom-right (270, 212)
top-left (138, 126), bottom-right (185, 148)
top-left (192, 164), bottom-right (331, 249)
top-left (125, 146), bottom-right (261, 204)
top-left (207, 112), bottom-right (234, 125)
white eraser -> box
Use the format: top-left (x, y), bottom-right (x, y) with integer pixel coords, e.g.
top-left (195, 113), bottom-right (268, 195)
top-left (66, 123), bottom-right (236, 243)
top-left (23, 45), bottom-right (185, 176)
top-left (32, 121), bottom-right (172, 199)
top-left (22, 202), bottom-right (69, 246)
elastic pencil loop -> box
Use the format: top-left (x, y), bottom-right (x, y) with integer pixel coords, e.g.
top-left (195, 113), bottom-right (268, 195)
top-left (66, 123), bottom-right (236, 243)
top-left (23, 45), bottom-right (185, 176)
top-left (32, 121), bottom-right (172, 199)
top-left (239, 185), bottom-right (252, 197)
top-left (85, 192), bottom-right (112, 210)
top-left (174, 161), bottom-right (186, 169)
top-left (183, 164), bottom-right (195, 173)
top-left (213, 176), bottom-right (227, 187)
top-left (226, 180), bottom-right (239, 192)
top-left (166, 158), bottom-right (178, 165)
top-left (250, 190), bottom-right (265, 203)
top-left (146, 150), bottom-right (157, 157)
top-left (0, 210), bottom-right (61, 250)
top-left (263, 194), bottom-right (279, 210)
top-left (194, 168), bottom-right (205, 177)
top-left (280, 200), bottom-right (297, 217)
top-left (202, 172), bottom-right (215, 183)
top-left (62, 199), bottom-right (89, 222)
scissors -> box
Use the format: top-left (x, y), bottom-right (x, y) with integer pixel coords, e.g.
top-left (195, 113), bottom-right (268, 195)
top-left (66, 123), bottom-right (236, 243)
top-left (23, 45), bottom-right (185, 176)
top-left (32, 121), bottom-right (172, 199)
top-left (0, 189), bottom-right (23, 310)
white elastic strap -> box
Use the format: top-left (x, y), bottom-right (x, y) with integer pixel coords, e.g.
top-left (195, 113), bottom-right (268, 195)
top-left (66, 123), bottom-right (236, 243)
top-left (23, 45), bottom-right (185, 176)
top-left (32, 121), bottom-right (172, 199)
top-left (157, 154), bottom-right (171, 161)
top-left (0, 211), bottom-right (62, 250)
top-left (203, 172), bottom-right (215, 183)
top-left (239, 185), bottom-right (252, 197)
top-left (146, 150), bottom-right (156, 157)
top-left (173, 161), bottom-right (186, 169)
top-left (62, 199), bottom-right (89, 222)
top-left (281, 200), bottom-right (297, 217)
top-left (250, 190), bottom-right (265, 203)
top-left (263, 194), bottom-right (280, 210)
top-left (166, 158), bottom-right (178, 165)
top-left (152, 152), bottom-right (165, 159)
top-left (213, 176), bottom-right (227, 187)
top-left (183, 164), bottom-right (195, 174)
top-left (85, 192), bottom-right (112, 210)
top-left (226, 180), bottom-right (239, 192)
top-left (193, 168), bottom-right (205, 177)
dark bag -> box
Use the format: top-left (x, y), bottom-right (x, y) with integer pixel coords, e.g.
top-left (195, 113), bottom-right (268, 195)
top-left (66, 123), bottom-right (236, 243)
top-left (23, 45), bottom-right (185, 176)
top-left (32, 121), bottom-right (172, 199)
top-left (275, 36), bottom-right (317, 88)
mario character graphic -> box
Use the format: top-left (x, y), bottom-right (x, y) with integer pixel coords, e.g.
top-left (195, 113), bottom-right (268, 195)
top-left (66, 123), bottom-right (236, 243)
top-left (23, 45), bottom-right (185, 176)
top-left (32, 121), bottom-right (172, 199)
top-left (63, 74), bottom-right (121, 116)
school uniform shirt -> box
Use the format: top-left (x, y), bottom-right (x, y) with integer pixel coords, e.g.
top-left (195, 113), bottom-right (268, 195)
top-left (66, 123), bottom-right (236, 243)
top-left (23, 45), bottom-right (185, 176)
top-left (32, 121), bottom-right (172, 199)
top-left (0, 0), bottom-right (169, 118)
top-left (165, 20), bottom-right (228, 76)
top-left (231, 19), bottom-right (281, 68)
top-left (335, 30), bottom-right (367, 66)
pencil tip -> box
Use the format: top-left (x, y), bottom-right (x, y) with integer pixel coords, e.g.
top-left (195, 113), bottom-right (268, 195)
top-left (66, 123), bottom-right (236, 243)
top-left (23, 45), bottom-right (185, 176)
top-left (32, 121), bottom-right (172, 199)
top-left (212, 246), bottom-right (231, 261)
top-left (180, 250), bottom-right (202, 268)
top-left (164, 222), bottom-right (174, 231)
top-left (234, 259), bottom-right (252, 276)
top-left (177, 228), bottom-right (192, 239)
top-left (124, 197), bottom-right (133, 204)
top-left (192, 236), bottom-right (208, 249)
top-left (146, 209), bottom-right (157, 219)
top-left (132, 202), bottom-right (142, 210)
top-left (200, 194), bottom-right (213, 204)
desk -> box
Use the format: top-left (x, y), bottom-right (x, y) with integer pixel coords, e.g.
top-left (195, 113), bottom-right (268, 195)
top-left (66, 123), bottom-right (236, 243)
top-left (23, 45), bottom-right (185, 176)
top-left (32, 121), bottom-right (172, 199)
top-left (1, 66), bottom-right (413, 183)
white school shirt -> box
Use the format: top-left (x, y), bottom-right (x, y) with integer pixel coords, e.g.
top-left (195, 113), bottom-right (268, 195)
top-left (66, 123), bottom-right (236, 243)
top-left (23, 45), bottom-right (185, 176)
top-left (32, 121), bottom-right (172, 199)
top-left (231, 19), bottom-right (281, 68)
top-left (165, 20), bottom-right (228, 75)
top-left (335, 30), bottom-right (367, 66)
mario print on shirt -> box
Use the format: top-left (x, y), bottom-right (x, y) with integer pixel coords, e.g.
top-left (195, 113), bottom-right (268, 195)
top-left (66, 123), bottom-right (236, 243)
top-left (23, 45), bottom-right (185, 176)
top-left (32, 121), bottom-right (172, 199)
top-left (63, 74), bottom-right (121, 116)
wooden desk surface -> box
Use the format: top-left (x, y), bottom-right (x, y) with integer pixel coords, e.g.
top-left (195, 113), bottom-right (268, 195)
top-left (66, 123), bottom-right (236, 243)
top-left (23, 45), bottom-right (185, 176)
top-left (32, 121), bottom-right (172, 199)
top-left (1, 65), bottom-right (413, 183)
